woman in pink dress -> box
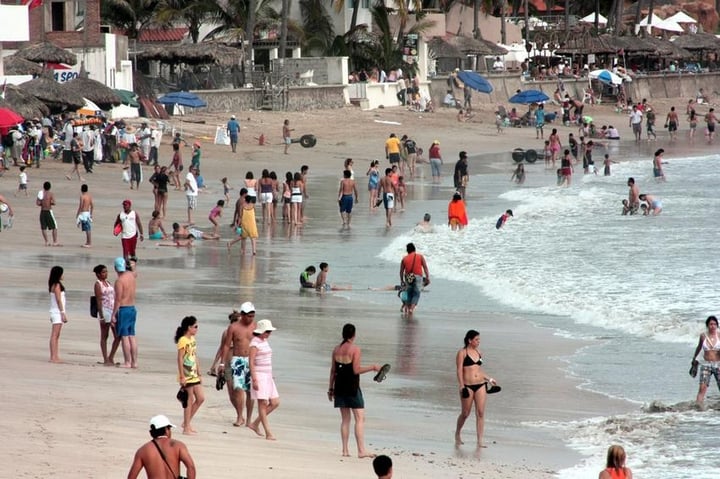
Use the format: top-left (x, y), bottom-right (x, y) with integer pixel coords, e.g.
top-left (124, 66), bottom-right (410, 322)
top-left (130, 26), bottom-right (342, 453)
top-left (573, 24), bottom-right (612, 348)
top-left (248, 319), bottom-right (279, 439)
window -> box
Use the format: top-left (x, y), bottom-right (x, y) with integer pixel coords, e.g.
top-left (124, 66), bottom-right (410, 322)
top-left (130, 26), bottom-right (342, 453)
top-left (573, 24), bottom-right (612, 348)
top-left (51, 1), bottom-right (65, 32)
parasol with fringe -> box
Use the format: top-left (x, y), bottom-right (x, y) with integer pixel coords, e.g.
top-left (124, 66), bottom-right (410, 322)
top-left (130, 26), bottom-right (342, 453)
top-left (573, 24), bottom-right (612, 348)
top-left (427, 37), bottom-right (463, 58)
top-left (3, 55), bottom-right (43, 76)
top-left (555, 33), bottom-right (616, 55)
top-left (671, 32), bottom-right (720, 52)
top-left (18, 73), bottom-right (85, 112)
top-left (448, 36), bottom-right (508, 56)
top-left (638, 36), bottom-right (693, 59)
top-left (0, 84), bottom-right (50, 119)
top-left (16, 41), bottom-right (78, 65)
top-left (137, 42), bottom-right (242, 66)
top-left (63, 71), bottom-right (122, 109)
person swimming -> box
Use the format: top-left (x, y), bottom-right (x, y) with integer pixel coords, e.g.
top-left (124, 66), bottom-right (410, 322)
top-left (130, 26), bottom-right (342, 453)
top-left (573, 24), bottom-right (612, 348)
top-left (300, 265), bottom-right (316, 288)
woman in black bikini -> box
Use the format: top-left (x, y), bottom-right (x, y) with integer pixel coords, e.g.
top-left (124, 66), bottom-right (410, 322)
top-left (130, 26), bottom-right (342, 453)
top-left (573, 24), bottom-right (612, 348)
top-left (454, 329), bottom-right (500, 447)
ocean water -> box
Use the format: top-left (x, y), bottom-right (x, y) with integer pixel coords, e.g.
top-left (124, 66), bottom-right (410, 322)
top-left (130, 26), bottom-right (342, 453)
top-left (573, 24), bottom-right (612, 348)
top-left (376, 151), bottom-right (720, 478)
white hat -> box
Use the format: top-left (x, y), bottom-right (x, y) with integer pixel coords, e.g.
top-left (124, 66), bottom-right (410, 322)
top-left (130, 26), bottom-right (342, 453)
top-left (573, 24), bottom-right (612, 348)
top-left (231, 114), bottom-right (236, 119)
top-left (240, 301), bottom-right (255, 314)
top-left (253, 319), bottom-right (277, 334)
top-left (149, 414), bottom-right (175, 430)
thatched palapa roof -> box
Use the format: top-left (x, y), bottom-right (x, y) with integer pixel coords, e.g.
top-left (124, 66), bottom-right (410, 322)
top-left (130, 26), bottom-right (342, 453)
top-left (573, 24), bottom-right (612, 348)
top-left (137, 42), bottom-right (242, 66)
top-left (427, 37), bottom-right (463, 58)
top-left (600, 34), bottom-right (654, 54)
top-left (0, 84), bottom-right (50, 119)
top-left (639, 35), bottom-right (693, 59)
top-left (3, 55), bottom-right (43, 75)
top-left (16, 41), bottom-right (77, 65)
top-left (448, 36), bottom-right (508, 56)
top-left (555, 33), bottom-right (616, 55)
top-left (63, 73), bottom-right (122, 109)
top-left (19, 73), bottom-right (85, 112)
top-left (671, 32), bottom-right (720, 51)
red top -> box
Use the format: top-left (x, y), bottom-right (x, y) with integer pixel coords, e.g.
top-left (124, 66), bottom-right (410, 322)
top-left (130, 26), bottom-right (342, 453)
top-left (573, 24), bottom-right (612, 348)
top-left (402, 252), bottom-right (424, 275)
top-left (604, 467), bottom-right (628, 479)
top-left (429, 145), bottom-right (441, 159)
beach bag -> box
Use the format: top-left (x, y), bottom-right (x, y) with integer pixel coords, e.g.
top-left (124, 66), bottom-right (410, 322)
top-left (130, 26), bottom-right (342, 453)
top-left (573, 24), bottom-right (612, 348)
top-left (90, 295), bottom-right (98, 318)
top-left (122, 169), bottom-right (130, 183)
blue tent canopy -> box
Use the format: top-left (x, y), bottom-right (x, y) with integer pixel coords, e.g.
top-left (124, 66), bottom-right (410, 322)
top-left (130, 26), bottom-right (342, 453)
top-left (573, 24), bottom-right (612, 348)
top-left (157, 91), bottom-right (207, 108)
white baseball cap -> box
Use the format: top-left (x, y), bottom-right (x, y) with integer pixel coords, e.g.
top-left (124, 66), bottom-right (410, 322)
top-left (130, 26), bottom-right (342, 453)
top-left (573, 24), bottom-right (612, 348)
top-left (149, 414), bottom-right (175, 430)
top-left (253, 319), bottom-right (277, 334)
top-left (240, 301), bottom-right (255, 314)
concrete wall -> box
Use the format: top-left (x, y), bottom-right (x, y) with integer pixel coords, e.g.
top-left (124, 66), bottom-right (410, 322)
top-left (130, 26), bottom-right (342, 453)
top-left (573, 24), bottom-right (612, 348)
top-left (270, 56), bottom-right (349, 85)
top-left (193, 85), bottom-right (346, 112)
top-left (625, 73), bottom-right (720, 102)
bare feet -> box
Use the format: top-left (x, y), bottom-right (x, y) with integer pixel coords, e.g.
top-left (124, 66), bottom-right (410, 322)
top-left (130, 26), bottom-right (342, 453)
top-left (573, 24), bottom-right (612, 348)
top-left (342, 451), bottom-right (350, 457)
top-left (117, 363), bottom-right (133, 369)
top-left (358, 452), bottom-right (377, 459)
top-left (49, 359), bottom-right (63, 363)
top-left (233, 419), bottom-right (245, 427)
top-left (455, 434), bottom-right (464, 446)
top-left (266, 435), bottom-right (276, 441)
top-left (248, 422), bottom-right (262, 437)
top-left (182, 429), bottom-right (197, 435)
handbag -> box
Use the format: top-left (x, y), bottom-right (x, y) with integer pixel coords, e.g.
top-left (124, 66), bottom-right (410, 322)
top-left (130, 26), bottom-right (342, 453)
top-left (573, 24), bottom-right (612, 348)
top-left (152, 440), bottom-right (186, 479)
top-left (404, 254), bottom-right (417, 284)
top-left (90, 295), bottom-right (98, 318)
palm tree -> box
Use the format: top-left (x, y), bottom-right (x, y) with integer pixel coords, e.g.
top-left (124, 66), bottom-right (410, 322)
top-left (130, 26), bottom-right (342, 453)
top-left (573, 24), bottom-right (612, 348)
top-left (155, 0), bottom-right (216, 43)
top-left (332, 0), bottom-right (361, 34)
top-left (101, 0), bottom-right (160, 40)
top-left (279, 0), bottom-right (292, 58)
top-left (393, 0), bottom-right (424, 45)
top-left (300, 0), bottom-right (336, 55)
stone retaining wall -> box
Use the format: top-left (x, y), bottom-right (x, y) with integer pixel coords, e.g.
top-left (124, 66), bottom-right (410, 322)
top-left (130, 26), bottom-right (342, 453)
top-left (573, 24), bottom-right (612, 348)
top-left (192, 85), bottom-right (346, 112)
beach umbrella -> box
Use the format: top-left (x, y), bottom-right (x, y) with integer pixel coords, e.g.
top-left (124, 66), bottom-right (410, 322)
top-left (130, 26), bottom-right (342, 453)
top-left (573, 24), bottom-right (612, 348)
top-left (656, 19), bottom-right (684, 32)
top-left (0, 84), bottom-right (50, 119)
top-left (579, 12), bottom-right (608, 25)
top-left (3, 55), bottom-right (43, 76)
top-left (114, 89), bottom-right (141, 108)
top-left (18, 73), bottom-right (85, 112)
top-left (667, 11), bottom-right (697, 24)
top-left (509, 90), bottom-right (549, 104)
top-left (157, 91), bottom-right (207, 108)
top-left (0, 107), bottom-right (24, 128)
top-left (77, 98), bottom-right (103, 117)
top-left (456, 71), bottom-right (493, 94)
top-left (589, 69), bottom-right (623, 85)
top-left (16, 41), bottom-right (77, 66)
top-left (63, 73), bottom-right (122, 110)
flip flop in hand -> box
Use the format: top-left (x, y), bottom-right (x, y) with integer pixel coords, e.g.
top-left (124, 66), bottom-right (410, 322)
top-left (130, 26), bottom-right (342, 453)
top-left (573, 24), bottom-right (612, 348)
top-left (374, 363), bottom-right (391, 383)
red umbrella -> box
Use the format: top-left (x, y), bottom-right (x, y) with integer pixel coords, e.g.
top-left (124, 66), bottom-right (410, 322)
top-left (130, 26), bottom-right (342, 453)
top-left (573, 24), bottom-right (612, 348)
top-left (0, 107), bottom-right (24, 128)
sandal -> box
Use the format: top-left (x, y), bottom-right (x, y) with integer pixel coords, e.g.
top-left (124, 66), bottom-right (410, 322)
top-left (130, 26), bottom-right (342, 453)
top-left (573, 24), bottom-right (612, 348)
top-left (373, 363), bottom-right (391, 383)
top-left (486, 383), bottom-right (502, 394)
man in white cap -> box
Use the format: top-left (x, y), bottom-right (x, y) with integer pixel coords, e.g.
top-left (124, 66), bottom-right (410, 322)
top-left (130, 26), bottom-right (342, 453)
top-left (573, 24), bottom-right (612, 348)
top-left (128, 414), bottom-right (196, 479)
top-left (226, 115), bottom-right (240, 153)
top-left (217, 301), bottom-right (257, 427)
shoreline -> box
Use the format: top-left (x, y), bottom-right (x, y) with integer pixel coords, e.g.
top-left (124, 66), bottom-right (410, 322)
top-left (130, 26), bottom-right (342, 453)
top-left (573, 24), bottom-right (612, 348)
top-left (1, 99), bottom-right (708, 478)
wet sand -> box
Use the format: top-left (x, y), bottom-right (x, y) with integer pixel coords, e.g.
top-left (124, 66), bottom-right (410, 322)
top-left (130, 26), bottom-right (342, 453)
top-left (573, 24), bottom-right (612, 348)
top-left (0, 99), bottom-right (696, 477)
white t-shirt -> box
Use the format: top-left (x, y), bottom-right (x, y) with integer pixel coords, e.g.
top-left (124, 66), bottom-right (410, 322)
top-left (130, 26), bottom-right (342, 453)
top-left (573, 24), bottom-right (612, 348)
top-left (185, 173), bottom-right (198, 197)
top-left (19, 172), bottom-right (27, 185)
top-left (493, 60), bottom-right (505, 71)
top-left (139, 127), bottom-right (151, 148)
top-left (119, 210), bottom-right (138, 239)
top-left (81, 129), bottom-right (95, 152)
top-left (150, 129), bottom-right (162, 148)
top-left (629, 110), bottom-right (643, 125)
top-left (63, 122), bottom-right (74, 148)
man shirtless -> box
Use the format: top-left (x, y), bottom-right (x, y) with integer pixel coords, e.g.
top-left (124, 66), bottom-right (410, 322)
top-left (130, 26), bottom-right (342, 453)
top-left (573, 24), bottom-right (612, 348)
top-left (378, 168), bottom-right (396, 228)
top-left (128, 144), bottom-right (142, 190)
top-left (217, 302), bottom-right (257, 426)
top-left (627, 177), bottom-right (640, 215)
top-left (76, 184), bottom-right (94, 247)
top-left (127, 415), bottom-right (196, 479)
top-left (112, 256), bottom-right (139, 368)
top-left (37, 181), bottom-right (60, 246)
top-left (338, 169), bottom-right (358, 228)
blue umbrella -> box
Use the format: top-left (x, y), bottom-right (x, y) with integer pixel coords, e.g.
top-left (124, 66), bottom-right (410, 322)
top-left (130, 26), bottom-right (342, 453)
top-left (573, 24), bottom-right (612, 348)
top-left (457, 70), bottom-right (493, 94)
top-left (157, 91), bottom-right (207, 108)
top-left (509, 90), bottom-right (550, 104)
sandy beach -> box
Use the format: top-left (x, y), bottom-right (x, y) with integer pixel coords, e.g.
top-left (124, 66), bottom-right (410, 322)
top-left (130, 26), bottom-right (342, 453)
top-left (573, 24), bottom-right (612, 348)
top-left (2, 95), bottom-right (700, 478)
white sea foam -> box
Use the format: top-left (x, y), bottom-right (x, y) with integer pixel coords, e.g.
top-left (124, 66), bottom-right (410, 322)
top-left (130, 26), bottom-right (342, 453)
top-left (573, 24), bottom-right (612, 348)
top-left (379, 154), bottom-right (720, 344)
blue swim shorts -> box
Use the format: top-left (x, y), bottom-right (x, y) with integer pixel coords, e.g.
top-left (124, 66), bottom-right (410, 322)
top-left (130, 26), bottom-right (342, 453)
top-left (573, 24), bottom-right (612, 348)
top-left (116, 306), bottom-right (137, 337)
top-left (339, 194), bottom-right (354, 213)
top-left (231, 356), bottom-right (251, 391)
